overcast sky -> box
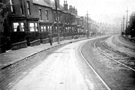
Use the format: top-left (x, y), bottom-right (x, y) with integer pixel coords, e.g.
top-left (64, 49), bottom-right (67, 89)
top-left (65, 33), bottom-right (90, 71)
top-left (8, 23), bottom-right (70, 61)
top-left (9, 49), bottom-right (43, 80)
top-left (59, 0), bottom-right (135, 25)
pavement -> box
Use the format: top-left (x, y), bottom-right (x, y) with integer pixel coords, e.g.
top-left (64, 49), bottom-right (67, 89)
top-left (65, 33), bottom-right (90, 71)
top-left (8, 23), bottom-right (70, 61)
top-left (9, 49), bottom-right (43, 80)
top-left (115, 35), bottom-right (135, 50)
top-left (104, 35), bottom-right (135, 57)
top-left (117, 35), bottom-right (135, 49)
top-left (105, 35), bottom-right (135, 49)
top-left (0, 37), bottom-right (86, 69)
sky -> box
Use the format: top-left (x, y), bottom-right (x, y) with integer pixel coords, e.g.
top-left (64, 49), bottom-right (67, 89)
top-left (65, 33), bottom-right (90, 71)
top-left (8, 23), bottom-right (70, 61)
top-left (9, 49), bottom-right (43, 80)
top-left (59, 0), bottom-right (135, 26)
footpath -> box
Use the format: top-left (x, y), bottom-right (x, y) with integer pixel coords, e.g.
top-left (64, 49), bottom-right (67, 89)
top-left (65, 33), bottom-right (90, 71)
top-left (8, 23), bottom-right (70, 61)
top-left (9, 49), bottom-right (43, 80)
top-left (0, 37), bottom-right (86, 69)
top-left (117, 35), bottom-right (135, 50)
top-left (105, 35), bottom-right (135, 50)
top-left (104, 35), bottom-right (135, 57)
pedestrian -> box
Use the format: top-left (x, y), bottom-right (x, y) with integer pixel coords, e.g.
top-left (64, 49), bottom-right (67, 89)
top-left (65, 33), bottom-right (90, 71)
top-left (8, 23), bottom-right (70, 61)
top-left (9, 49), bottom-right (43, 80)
top-left (49, 35), bottom-right (53, 46)
top-left (17, 25), bottom-right (20, 32)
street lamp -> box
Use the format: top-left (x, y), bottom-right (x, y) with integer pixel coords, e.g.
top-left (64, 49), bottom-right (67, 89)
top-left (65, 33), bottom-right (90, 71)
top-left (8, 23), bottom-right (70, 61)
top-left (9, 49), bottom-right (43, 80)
top-left (54, 0), bottom-right (60, 44)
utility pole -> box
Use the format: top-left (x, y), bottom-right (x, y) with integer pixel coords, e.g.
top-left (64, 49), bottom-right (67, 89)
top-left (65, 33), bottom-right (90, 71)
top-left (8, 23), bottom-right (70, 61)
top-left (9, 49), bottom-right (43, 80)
top-left (55, 0), bottom-right (60, 44)
top-left (121, 21), bottom-right (123, 34)
top-left (123, 16), bottom-right (125, 33)
top-left (126, 8), bottom-right (129, 29)
top-left (86, 11), bottom-right (89, 38)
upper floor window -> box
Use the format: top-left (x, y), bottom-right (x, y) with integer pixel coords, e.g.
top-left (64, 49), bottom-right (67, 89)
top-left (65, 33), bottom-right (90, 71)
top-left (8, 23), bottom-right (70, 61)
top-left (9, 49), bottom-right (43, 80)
top-left (54, 12), bottom-right (56, 22)
top-left (20, 2), bottom-right (24, 15)
top-left (27, 1), bottom-right (30, 15)
top-left (39, 9), bottom-right (42, 20)
top-left (20, 6), bottom-right (24, 15)
top-left (58, 14), bottom-right (60, 22)
top-left (10, 0), bottom-right (15, 13)
top-left (45, 10), bottom-right (49, 21)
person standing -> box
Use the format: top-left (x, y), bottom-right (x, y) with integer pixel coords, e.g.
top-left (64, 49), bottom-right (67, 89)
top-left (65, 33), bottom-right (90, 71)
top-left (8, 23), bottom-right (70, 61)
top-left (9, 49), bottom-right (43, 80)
top-left (17, 25), bottom-right (20, 32)
top-left (49, 35), bottom-right (53, 46)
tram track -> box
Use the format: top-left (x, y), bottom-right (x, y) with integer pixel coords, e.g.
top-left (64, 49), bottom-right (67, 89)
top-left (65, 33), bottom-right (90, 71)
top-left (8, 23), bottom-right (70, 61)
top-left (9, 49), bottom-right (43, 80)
top-left (80, 36), bottom-right (135, 90)
top-left (79, 37), bottom-right (111, 90)
top-left (94, 38), bottom-right (135, 72)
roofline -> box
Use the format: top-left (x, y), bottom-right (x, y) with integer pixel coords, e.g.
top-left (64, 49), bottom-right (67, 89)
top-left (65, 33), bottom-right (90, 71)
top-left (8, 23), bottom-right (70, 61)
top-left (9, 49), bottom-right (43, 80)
top-left (33, 3), bottom-right (52, 9)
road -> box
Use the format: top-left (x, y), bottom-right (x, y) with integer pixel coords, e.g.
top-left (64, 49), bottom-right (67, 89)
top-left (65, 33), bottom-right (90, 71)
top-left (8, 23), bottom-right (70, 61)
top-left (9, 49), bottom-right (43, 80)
top-left (10, 37), bottom-right (110, 90)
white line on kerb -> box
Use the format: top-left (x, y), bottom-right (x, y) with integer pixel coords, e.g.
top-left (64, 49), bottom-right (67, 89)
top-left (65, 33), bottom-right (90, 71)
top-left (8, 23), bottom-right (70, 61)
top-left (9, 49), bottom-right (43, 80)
top-left (79, 39), bottom-right (111, 90)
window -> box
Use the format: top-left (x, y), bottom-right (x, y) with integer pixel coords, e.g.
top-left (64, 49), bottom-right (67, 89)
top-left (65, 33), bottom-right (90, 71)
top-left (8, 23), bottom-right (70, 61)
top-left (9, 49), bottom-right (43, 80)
top-left (29, 23), bottom-right (34, 32)
top-left (13, 23), bottom-right (19, 32)
top-left (13, 22), bottom-right (24, 32)
top-left (39, 9), bottom-right (42, 20)
top-left (47, 26), bottom-right (50, 32)
top-left (58, 14), bottom-right (60, 22)
top-left (40, 26), bottom-right (47, 32)
top-left (10, 0), bottom-right (15, 13)
top-left (29, 23), bottom-right (38, 32)
top-left (20, 0), bottom-right (24, 15)
top-left (44, 26), bottom-right (46, 32)
top-left (27, 1), bottom-right (30, 15)
top-left (20, 23), bottom-right (24, 31)
top-left (35, 23), bottom-right (38, 31)
top-left (45, 10), bottom-right (49, 20)
top-left (20, 6), bottom-right (24, 15)
top-left (55, 27), bottom-right (57, 32)
top-left (50, 26), bottom-right (52, 33)
top-left (54, 12), bottom-right (56, 22)
top-left (41, 26), bottom-right (44, 32)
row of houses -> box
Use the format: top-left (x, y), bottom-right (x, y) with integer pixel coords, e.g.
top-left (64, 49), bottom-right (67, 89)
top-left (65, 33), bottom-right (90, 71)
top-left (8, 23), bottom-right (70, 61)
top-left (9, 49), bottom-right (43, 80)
top-left (0, 0), bottom-right (91, 53)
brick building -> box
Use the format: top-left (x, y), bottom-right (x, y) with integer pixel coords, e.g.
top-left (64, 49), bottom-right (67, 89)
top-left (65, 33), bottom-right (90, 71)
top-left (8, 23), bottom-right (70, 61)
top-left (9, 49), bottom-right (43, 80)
top-left (0, 0), bottom-right (85, 53)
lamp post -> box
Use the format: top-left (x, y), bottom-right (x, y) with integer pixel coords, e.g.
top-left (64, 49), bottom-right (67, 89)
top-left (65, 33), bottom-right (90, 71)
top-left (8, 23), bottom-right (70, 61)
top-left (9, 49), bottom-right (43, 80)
top-left (54, 0), bottom-right (60, 44)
